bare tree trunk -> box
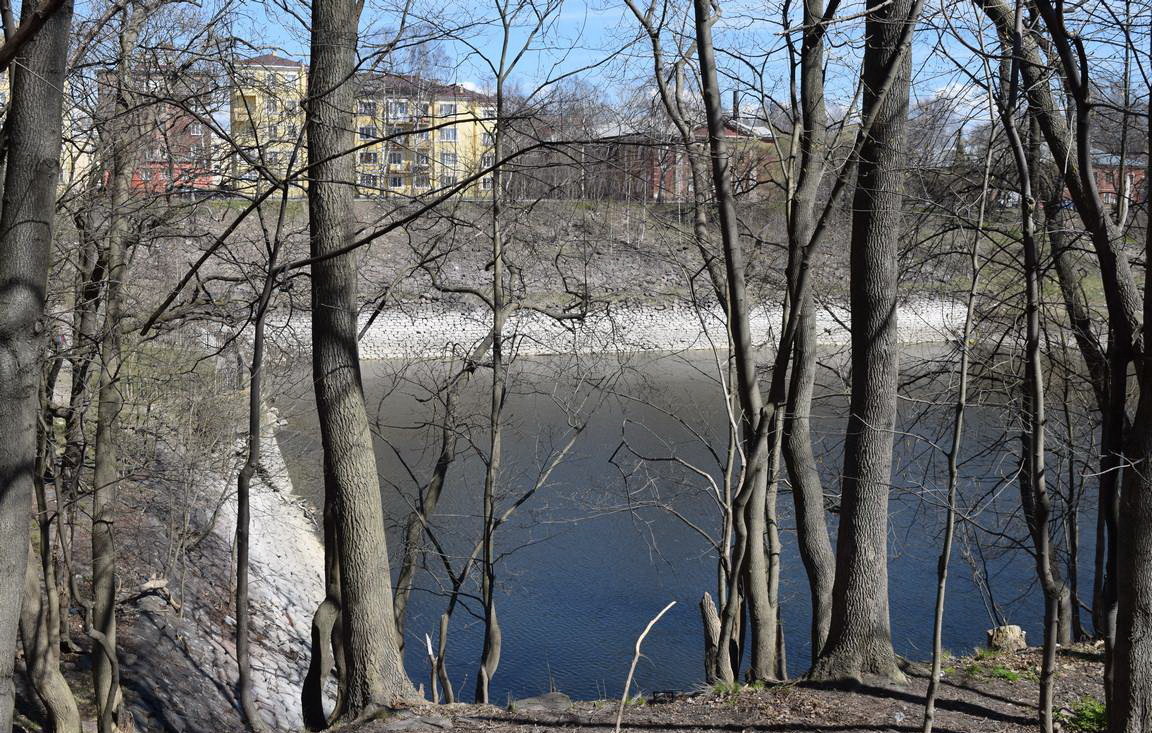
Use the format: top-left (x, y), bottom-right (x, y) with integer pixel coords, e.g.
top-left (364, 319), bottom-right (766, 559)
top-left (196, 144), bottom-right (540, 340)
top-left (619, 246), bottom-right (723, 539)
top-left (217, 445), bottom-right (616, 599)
top-left (91, 56), bottom-right (138, 732)
top-left (305, 0), bottom-right (416, 718)
top-left (692, 0), bottom-right (779, 682)
top-left (20, 540), bottom-right (81, 733)
top-left (0, 0), bottom-right (73, 726)
top-left (922, 106), bottom-right (994, 733)
top-left (1109, 46), bottom-right (1152, 733)
top-left (393, 389), bottom-right (458, 638)
top-left (782, 0), bottom-right (836, 659)
top-left (808, 0), bottom-right (919, 684)
top-left (59, 212), bottom-right (105, 653)
top-left (991, 26), bottom-right (1062, 727)
top-left (473, 67), bottom-right (511, 707)
top-left (976, 3), bottom-right (1143, 701)
top-left (234, 193), bottom-right (290, 731)
top-left (21, 363), bottom-right (82, 732)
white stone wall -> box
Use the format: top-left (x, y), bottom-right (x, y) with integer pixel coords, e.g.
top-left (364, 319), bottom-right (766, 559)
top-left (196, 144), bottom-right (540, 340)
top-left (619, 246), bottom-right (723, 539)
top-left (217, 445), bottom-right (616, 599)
top-left (272, 299), bottom-right (967, 361)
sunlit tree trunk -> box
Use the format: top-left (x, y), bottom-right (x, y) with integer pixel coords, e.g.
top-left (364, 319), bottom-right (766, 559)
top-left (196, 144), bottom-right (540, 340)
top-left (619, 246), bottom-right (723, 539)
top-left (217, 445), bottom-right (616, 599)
top-left (305, 0), bottom-right (416, 720)
top-left (809, 0), bottom-right (919, 684)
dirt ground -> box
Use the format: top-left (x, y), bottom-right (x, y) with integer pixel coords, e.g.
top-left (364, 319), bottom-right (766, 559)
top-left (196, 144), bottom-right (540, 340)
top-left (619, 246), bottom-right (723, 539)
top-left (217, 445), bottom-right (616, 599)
top-left (356, 645), bottom-right (1106, 733)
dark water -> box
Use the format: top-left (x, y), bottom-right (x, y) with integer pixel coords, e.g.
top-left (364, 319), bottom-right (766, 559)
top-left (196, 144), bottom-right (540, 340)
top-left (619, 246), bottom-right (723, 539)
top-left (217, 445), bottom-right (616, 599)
top-left (277, 346), bottom-right (1094, 703)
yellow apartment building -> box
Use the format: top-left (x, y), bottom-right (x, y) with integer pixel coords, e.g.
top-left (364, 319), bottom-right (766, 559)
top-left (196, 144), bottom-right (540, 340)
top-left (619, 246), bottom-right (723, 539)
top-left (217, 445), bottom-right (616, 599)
top-left (229, 55), bottom-right (496, 199)
top-left (230, 54), bottom-right (308, 193)
top-left (350, 73), bottom-right (495, 199)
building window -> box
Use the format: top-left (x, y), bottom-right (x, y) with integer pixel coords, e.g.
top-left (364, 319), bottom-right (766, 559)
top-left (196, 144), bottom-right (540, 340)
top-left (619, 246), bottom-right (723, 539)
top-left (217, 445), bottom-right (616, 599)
top-left (482, 131), bottom-right (494, 146)
top-left (286, 124), bottom-right (298, 138)
top-left (360, 173), bottom-right (377, 188)
top-left (414, 174), bottom-right (430, 188)
top-left (359, 125), bottom-right (377, 140)
top-left (388, 150), bottom-right (404, 165)
top-left (388, 101), bottom-right (408, 120)
top-left (439, 174), bottom-right (457, 187)
top-left (440, 152), bottom-right (457, 169)
top-left (389, 175), bottom-right (404, 189)
top-left (264, 98), bottom-right (279, 114)
top-left (438, 102), bottom-right (457, 117)
top-left (188, 122), bottom-right (204, 137)
top-left (266, 124), bottom-right (278, 139)
top-left (439, 126), bottom-right (457, 142)
top-left (415, 129), bottom-right (431, 141)
top-left (358, 99), bottom-right (377, 116)
top-left (268, 151), bottom-right (281, 165)
top-left (360, 151), bottom-right (379, 164)
top-left (481, 153), bottom-right (495, 169)
top-left (481, 176), bottom-right (493, 190)
top-left (482, 106), bottom-right (495, 118)
top-left (415, 153), bottom-right (430, 167)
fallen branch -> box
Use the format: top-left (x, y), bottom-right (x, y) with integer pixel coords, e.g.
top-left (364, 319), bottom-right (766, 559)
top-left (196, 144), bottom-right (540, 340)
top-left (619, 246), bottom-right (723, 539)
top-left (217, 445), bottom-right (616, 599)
top-left (615, 601), bottom-right (676, 733)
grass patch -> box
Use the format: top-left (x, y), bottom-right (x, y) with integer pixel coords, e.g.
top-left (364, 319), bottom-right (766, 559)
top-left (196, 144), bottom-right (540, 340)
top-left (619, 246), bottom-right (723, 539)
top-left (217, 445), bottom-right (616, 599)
top-left (711, 680), bottom-right (766, 697)
top-left (986, 665), bottom-right (1022, 682)
top-left (1059, 697), bottom-right (1106, 732)
top-left (711, 681), bottom-right (742, 696)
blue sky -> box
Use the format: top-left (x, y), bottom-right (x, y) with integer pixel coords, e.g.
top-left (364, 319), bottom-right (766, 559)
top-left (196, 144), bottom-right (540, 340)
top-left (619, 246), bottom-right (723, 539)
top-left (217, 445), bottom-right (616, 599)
top-left (227, 0), bottom-right (1150, 125)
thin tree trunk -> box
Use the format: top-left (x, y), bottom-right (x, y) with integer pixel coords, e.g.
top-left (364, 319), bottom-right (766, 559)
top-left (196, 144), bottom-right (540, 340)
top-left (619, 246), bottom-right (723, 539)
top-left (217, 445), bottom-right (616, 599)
top-left (91, 79), bottom-right (136, 733)
top-left (782, 0), bottom-right (837, 659)
top-left (976, 3), bottom-right (1143, 701)
top-left (234, 186), bottom-right (291, 732)
top-left (22, 364), bottom-right (82, 731)
top-left (996, 28), bottom-right (1060, 728)
top-left (393, 389), bottom-right (458, 638)
top-left (476, 75), bottom-right (507, 705)
top-left (59, 213), bottom-right (105, 653)
top-left (922, 105), bottom-right (994, 733)
top-left (692, 0), bottom-right (779, 682)
top-left (305, 0), bottom-right (416, 717)
top-left (20, 540), bottom-right (81, 733)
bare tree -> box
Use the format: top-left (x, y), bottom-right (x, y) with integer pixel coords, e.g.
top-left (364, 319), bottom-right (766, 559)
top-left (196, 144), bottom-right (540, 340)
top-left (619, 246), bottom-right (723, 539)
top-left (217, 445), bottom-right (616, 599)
top-left (303, 0), bottom-right (418, 722)
top-left (808, 0), bottom-right (921, 684)
top-left (692, 0), bottom-right (781, 682)
top-left (0, 0), bottom-right (75, 727)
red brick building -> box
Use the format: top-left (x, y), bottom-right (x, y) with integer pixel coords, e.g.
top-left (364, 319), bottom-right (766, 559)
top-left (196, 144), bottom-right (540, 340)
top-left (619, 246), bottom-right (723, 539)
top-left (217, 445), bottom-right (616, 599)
top-left (524, 116), bottom-right (778, 203)
top-left (98, 68), bottom-right (224, 194)
top-left (1093, 151), bottom-right (1147, 209)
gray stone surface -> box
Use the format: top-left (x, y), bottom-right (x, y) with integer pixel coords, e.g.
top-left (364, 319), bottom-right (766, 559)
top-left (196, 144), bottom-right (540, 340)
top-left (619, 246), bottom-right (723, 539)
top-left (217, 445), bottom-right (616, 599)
top-left (270, 299), bottom-right (965, 361)
top-left (509, 691), bottom-right (573, 713)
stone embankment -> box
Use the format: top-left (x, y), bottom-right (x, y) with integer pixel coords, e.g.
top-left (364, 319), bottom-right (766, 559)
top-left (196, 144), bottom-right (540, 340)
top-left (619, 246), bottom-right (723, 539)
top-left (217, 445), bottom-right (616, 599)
top-left (212, 407), bottom-right (327, 731)
top-left (118, 408), bottom-right (326, 732)
top-left (271, 299), bottom-right (966, 360)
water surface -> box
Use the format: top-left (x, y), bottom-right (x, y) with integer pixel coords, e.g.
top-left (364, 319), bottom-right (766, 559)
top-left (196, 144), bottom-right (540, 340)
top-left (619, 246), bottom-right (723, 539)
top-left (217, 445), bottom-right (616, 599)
top-left (278, 346), bottom-right (1089, 703)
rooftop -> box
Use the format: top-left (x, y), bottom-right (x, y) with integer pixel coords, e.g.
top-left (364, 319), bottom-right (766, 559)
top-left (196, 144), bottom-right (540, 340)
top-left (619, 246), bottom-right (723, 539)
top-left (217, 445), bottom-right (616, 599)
top-left (238, 53), bottom-right (304, 68)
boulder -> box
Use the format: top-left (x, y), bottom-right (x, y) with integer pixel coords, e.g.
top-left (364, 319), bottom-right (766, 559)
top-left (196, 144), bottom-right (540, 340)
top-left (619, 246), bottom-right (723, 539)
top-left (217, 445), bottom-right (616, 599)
top-left (508, 691), bottom-right (572, 713)
top-left (987, 625), bottom-right (1028, 652)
